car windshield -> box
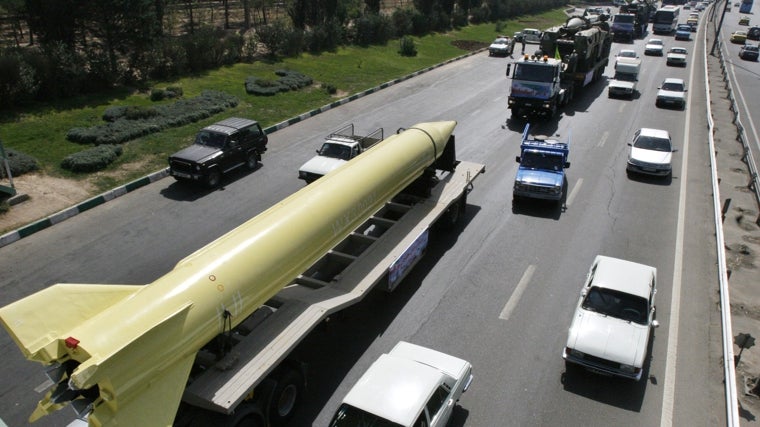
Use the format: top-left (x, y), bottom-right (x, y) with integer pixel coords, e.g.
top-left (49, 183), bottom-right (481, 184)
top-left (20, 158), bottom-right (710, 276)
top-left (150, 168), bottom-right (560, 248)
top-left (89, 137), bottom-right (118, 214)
top-left (582, 286), bottom-right (649, 325)
top-left (648, 39), bottom-right (663, 45)
top-left (319, 142), bottom-right (352, 160)
top-left (744, 46), bottom-right (759, 52)
top-left (618, 50), bottom-right (637, 58)
top-left (329, 404), bottom-right (403, 427)
top-left (670, 48), bottom-right (688, 54)
top-left (614, 14), bottom-right (635, 23)
top-left (493, 38), bottom-right (508, 45)
top-left (662, 81), bottom-right (685, 92)
top-left (635, 135), bottom-right (672, 151)
top-left (678, 25), bottom-right (692, 31)
top-left (520, 150), bottom-right (564, 171)
top-left (195, 131), bottom-right (227, 148)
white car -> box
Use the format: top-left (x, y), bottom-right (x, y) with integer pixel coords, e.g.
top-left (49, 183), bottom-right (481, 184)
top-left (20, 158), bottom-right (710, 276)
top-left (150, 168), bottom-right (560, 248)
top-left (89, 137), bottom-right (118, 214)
top-left (329, 341), bottom-right (473, 427)
top-left (563, 256), bottom-right (659, 381)
top-left (626, 128), bottom-right (678, 177)
top-left (656, 77), bottom-right (688, 109)
top-left (666, 46), bottom-right (688, 66)
top-left (488, 36), bottom-right (515, 56)
top-left (644, 39), bottom-right (664, 56)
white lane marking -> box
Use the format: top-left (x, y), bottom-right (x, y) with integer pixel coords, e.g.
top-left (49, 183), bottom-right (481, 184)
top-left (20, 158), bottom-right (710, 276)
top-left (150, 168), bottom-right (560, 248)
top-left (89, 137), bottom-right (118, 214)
top-left (471, 109), bottom-right (481, 117)
top-left (597, 131), bottom-right (610, 148)
top-left (566, 178), bottom-right (583, 207)
top-left (499, 265), bottom-right (535, 321)
top-left (660, 26), bottom-right (695, 427)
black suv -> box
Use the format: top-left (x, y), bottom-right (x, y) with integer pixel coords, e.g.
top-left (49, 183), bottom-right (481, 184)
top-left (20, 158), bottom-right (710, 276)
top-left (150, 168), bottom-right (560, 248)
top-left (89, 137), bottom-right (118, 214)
top-left (748, 26), bottom-right (760, 41)
top-left (169, 117), bottom-right (268, 187)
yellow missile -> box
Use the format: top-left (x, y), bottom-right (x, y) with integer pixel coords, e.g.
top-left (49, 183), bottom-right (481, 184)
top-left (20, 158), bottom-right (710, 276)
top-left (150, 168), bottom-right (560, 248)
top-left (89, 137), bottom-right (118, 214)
top-left (0, 121), bottom-right (457, 426)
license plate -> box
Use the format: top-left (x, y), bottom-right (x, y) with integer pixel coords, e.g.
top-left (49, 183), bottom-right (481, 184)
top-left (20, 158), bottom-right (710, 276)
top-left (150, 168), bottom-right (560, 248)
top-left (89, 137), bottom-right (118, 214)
top-left (173, 171), bottom-right (191, 179)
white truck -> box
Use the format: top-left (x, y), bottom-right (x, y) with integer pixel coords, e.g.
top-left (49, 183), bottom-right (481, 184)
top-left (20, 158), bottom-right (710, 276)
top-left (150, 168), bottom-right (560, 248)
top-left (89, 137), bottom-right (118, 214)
top-left (607, 57), bottom-right (641, 99)
top-left (173, 136), bottom-right (484, 427)
top-left (298, 124), bottom-right (384, 183)
top-left (328, 341), bottom-right (474, 427)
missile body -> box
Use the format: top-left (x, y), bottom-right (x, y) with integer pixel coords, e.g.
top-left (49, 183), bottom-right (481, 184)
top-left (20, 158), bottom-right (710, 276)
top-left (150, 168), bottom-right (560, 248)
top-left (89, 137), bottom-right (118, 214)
top-left (0, 121), bottom-right (457, 426)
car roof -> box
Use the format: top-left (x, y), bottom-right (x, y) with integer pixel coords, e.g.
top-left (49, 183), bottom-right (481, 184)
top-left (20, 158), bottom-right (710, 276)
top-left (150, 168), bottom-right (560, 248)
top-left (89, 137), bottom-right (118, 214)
top-left (591, 255), bottom-right (656, 298)
top-left (637, 127), bottom-right (672, 140)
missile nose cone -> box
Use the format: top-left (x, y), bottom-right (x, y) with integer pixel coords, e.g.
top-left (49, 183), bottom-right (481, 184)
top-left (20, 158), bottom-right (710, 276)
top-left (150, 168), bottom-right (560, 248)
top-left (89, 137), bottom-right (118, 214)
top-left (407, 121), bottom-right (457, 159)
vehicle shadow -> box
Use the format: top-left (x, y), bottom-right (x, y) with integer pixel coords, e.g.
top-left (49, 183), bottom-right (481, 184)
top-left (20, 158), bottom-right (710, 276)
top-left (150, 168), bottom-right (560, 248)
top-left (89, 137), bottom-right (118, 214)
top-left (560, 328), bottom-right (658, 412)
top-left (285, 204), bottom-right (482, 425)
top-left (160, 163), bottom-right (264, 201)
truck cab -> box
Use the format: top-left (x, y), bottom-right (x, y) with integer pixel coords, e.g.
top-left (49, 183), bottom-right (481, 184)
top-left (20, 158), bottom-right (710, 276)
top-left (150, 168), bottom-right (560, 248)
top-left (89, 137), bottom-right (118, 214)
top-left (513, 124), bottom-right (570, 204)
top-left (507, 55), bottom-right (566, 119)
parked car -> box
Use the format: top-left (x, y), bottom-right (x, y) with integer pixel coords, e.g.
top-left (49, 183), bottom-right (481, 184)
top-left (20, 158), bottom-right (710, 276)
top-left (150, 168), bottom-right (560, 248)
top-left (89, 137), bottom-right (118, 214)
top-left (675, 24), bottom-right (692, 40)
top-left (748, 26), bottom-right (760, 41)
top-left (627, 128), bottom-right (678, 177)
top-left (563, 255), bottom-right (659, 380)
top-left (644, 39), bottom-right (664, 56)
top-left (656, 77), bottom-right (688, 110)
top-left (739, 16), bottom-right (751, 26)
top-left (666, 47), bottom-right (688, 66)
top-left (488, 36), bottom-right (515, 56)
top-left (739, 44), bottom-right (760, 61)
top-left (329, 341), bottom-right (473, 427)
top-left (731, 30), bottom-right (748, 43)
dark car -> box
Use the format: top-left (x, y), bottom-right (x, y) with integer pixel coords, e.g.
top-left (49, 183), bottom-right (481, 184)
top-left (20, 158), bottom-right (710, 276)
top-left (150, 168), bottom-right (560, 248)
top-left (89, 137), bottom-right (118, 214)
top-left (739, 44), bottom-right (760, 61)
top-left (169, 117), bottom-right (268, 188)
top-left (748, 26), bottom-right (760, 41)
top-left (675, 24), bottom-right (692, 41)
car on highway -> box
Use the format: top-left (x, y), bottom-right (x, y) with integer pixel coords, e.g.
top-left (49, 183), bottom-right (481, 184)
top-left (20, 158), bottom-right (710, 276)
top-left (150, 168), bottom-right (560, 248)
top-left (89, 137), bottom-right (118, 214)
top-left (488, 36), bottom-right (515, 56)
top-left (675, 24), bottom-right (692, 40)
top-left (739, 16), bottom-right (750, 26)
top-left (615, 49), bottom-right (639, 66)
top-left (644, 39), bottom-right (664, 56)
top-left (749, 26), bottom-right (760, 41)
top-left (563, 255), bottom-right (659, 381)
top-left (739, 44), bottom-right (760, 61)
top-left (626, 128), bottom-right (678, 177)
top-left (695, 2), bottom-right (706, 10)
top-left (731, 30), bottom-right (748, 43)
top-left (666, 46), bottom-right (688, 66)
top-left (656, 77), bottom-right (688, 109)
top-left (329, 341), bottom-right (473, 427)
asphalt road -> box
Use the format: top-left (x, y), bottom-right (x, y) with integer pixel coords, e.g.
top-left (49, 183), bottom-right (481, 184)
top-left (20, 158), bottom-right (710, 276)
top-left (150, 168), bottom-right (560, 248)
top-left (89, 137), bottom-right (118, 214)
top-left (0, 12), bottom-right (728, 427)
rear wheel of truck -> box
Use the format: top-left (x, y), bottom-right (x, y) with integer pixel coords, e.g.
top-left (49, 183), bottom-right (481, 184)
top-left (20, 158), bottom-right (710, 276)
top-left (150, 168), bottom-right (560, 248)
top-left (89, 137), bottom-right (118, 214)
top-left (268, 367), bottom-right (304, 426)
top-left (246, 151), bottom-right (259, 170)
top-left (227, 402), bottom-right (266, 427)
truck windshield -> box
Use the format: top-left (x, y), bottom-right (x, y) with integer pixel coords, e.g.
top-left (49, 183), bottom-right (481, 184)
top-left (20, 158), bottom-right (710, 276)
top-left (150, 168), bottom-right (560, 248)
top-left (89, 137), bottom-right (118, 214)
top-left (521, 150), bottom-right (564, 171)
top-left (613, 14), bottom-right (635, 23)
top-left (329, 404), bottom-right (403, 427)
top-left (195, 131), bottom-right (227, 148)
top-left (513, 63), bottom-right (555, 83)
top-left (319, 143), bottom-right (352, 160)
top-left (582, 286), bottom-right (649, 325)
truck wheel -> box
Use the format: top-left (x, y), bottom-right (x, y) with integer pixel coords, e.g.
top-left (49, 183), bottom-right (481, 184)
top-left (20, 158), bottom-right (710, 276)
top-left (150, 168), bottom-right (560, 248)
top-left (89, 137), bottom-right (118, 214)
top-left (245, 151), bottom-right (259, 170)
top-left (227, 402), bottom-right (265, 427)
top-left (206, 169), bottom-right (222, 188)
top-left (268, 368), bottom-right (304, 426)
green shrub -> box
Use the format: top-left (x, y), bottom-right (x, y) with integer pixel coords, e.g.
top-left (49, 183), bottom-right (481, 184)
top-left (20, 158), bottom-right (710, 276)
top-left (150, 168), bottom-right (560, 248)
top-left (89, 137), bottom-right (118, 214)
top-left (399, 36), bottom-right (417, 57)
top-left (150, 86), bottom-right (183, 101)
top-left (61, 145), bottom-right (123, 172)
top-left (245, 70), bottom-right (313, 96)
top-left (3, 148), bottom-right (39, 176)
top-left (323, 83), bottom-right (337, 95)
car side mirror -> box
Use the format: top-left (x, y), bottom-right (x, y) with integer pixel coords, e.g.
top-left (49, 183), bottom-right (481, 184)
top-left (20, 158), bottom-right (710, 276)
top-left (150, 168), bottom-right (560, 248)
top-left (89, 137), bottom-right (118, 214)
top-left (672, 148), bottom-right (679, 152)
top-left (506, 63), bottom-right (512, 77)
top-left (580, 288), bottom-right (588, 297)
top-left (565, 162), bottom-right (571, 168)
top-left (316, 149), bottom-right (320, 154)
top-left (627, 143), bottom-right (633, 147)
top-left (516, 156), bottom-right (521, 163)
top-left (652, 320), bottom-right (660, 328)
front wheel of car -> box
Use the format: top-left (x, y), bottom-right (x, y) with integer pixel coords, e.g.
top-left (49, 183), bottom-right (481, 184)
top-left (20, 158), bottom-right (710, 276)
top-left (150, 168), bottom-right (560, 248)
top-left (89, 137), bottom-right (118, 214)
top-left (206, 169), bottom-right (221, 188)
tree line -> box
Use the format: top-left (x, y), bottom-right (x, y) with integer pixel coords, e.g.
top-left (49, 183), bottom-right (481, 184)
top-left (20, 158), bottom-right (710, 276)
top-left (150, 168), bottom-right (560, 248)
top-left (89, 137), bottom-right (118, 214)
top-left (0, 0), bottom-right (566, 109)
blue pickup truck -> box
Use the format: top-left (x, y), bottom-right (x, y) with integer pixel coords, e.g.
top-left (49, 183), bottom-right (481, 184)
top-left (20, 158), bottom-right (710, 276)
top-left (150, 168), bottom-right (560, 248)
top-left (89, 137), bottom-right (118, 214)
top-left (513, 124), bottom-right (570, 205)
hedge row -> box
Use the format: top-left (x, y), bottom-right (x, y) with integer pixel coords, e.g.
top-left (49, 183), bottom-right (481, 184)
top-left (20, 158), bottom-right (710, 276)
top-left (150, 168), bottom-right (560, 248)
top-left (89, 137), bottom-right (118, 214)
top-left (245, 70), bottom-right (313, 96)
top-left (61, 145), bottom-right (123, 173)
top-left (1, 148), bottom-right (39, 177)
top-left (66, 90), bottom-right (239, 145)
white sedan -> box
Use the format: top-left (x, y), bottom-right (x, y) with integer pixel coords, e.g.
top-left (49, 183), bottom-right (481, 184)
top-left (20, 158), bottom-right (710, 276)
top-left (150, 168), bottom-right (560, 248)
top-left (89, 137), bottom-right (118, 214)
top-left (644, 38), bottom-right (664, 56)
top-left (626, 127), bottom-right (678, 177)
top-left (563, 256), bottom-right (659, 381)
top-left (666, 46), bottom-right (688, 66)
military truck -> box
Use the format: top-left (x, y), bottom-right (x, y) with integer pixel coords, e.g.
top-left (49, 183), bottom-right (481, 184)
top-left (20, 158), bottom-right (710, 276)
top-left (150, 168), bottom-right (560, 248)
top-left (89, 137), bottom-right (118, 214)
top-left (512, 123), bottom-right (570, 205)
top-left (506, 16), bottom-right (612, 119)
top-left (618, 0), bottom-right (656, 38)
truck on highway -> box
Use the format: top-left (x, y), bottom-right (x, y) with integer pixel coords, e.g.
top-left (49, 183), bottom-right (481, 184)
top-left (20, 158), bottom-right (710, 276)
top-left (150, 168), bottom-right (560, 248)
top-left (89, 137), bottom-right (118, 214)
top-left (608, 57), bottom-right (641, 98)
top-left (298, 124), bottom-right (384, 183)
top-left (614, 0), bottom-right (656, 40)
top-left (506, 16), bottom-right (612, 120)
top-left (513, 123), bottom-right (570, 205)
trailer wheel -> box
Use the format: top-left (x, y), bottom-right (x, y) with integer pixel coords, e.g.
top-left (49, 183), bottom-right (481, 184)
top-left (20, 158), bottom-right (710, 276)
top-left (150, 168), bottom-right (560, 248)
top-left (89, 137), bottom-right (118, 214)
top-left (268, 367), bottom-right (304, 426)
top-left (227, 402), bottom-right (265, 427)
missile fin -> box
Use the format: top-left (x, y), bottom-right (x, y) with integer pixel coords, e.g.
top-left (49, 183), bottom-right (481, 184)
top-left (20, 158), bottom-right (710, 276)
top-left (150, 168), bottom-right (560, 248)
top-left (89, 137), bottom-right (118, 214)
top-left (0, 284), bottom-right (142, 363)
top-left (85, 353), bottom-right (195, 427)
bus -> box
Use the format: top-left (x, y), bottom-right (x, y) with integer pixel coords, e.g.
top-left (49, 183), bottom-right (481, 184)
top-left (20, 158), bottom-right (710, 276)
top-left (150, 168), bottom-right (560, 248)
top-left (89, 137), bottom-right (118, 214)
top-left (740, 0), bottom-right (753, 13)
top-left (653, 6), bottom-right (680, 34)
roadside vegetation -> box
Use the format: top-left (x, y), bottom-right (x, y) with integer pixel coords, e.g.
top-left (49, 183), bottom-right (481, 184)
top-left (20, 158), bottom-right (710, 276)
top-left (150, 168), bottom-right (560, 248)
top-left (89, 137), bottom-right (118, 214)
top-left (0, 7), bottom-right (567, 194)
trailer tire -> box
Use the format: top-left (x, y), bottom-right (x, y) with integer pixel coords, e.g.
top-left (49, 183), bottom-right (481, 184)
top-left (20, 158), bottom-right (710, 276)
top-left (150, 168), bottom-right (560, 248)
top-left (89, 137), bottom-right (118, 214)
top-left (268, 367), bottom-right (304, 426)
top-left (227, 402), bottom-right (266, 427)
